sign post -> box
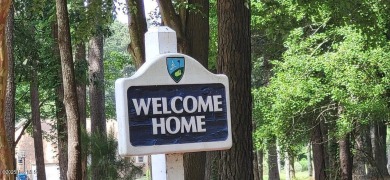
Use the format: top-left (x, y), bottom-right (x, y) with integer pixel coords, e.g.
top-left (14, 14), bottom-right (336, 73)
top-left (146, 26), bottom-right (177, 180)
top-left (115, 26), bottom-right (231, 180)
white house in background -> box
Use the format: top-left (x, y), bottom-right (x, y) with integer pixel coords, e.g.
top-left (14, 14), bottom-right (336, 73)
top-left (15, 119), bottom-right (149, 180)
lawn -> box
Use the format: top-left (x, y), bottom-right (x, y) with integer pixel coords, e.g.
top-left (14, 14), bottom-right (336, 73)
top-left (263, 170), bottom-right (313, 180)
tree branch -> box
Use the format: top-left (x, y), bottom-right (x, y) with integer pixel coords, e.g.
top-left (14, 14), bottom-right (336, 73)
top-left (127, 0), bottom-right (147, 68)
top-left (14, 99), bottom-right (49, 146)
top-left (14, 119), bottom-right (31, 146)
top-left (156, 0), bottom-right (188, 53)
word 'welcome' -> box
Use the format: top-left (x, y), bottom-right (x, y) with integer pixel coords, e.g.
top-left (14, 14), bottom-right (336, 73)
top-left (131, 95), bottom-right (223, 135)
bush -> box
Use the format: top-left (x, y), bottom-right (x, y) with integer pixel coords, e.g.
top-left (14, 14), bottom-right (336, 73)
top-left (82, 130), bottom-right (143, 179)
top-left (299, 158), bottom-right (308, 172)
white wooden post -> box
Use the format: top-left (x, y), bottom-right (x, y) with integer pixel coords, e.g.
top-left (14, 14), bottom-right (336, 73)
top-left (145, 26), bottom-right (177, 62)
top-left (145, 26), bottom-right (184, 180)
top-left (166, 154), bottom-right (184, 179)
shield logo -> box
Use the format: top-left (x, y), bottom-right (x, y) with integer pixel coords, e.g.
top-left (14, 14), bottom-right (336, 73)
top-left (166, 57), bottom-right (185, 83)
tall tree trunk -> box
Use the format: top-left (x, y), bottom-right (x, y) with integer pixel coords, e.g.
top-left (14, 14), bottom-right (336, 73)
top-left (268, 136), bottom-right (280, 180)
top-left (204, 151), bottom-right (220, 180)
top-left (339, 134), bottom-right (352, 180)
top-left (182, 1), bottom-right (209, 179)
top-left (258, 150), bottom-right (263, 180)
top-left (88, 34), bottom-right (106, 134)
top-left (55, 0), bottom-right (82, 179)
top-left (75, 43), bottom-right (87, 180)
top-left (311, 123), bottom-right (327, 180)
top-left (56, 83), bottom-right (67, 180)
top-left (52, 21), bottom-right (68, 180)
top-left (0, 1), bottom-right (14, 178)
top-left (285, 152), bottom-right (291, 180)
top-left (388, 127), bottom-right (390, 176)
top-left (215, 0), bottom-right (253, 179)
top-left (184, 152), bottom-right (206, 180)
top-left (326, 122), bottom-right (340, 179)
top-left (88, 33), bottom-right (106, 180)
top-left (127, 0), bottom-right (147, 68)
top-left (253, 150), bottom-right (260, 180)
top-left (328, 139), bottom-right (340, 179)
top-left (157, 0), bottom-right (188, 52)
top-left (4, 2), bottom-right (15, 171)
top-left (364, 124), bottom-right (375, 177)
top-left (184, 0), bottom-right (209, 67)
top-left (307, 143), bottom-right (313, 177)
top-left (30, 53), bottom-right (46, 180)
top-left (353, 124), bottom-right (372, 180)
top-left (371, 121), bottom-right (389, 178)
top-left (276, 143), bottom-right (281, 174)
top-left (156, 1), bottom-right (210, 178)
top-left (290, 155), bottom-right (296, 179)
top-left (87, 0), bottom-right (106, 173)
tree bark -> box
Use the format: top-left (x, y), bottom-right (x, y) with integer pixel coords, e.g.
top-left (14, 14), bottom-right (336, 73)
top-left (285, 152), bottom-right (291, 180)
top-left (326, 121), bottom-right (339, 179)
top-left (0, 1), bottom-right (14, 179)
top-left (339, 134), bottom-right (352, 180)
top-left (156, 1), bottom-right (210, 178)
top-left (56, 85), bottom-right (67, 180)
top-left (364, 124), bottom-right (375, 177)
top-left (290, 154), bottom-right (296, 178)
top-left (204, 151), bottom-right (220, 180)
top-left (328, 139), bottom-right (340, 179)
top-left (268, 136), bottom-right (280, 180)
top-left (285, 151), bottom-right (295, 180)
top-left (276, 145), bottom-right (281, 174)
top-left (388, 127), bottom-right (390, 177)
top-left (127, 0), bottom-right (147, 68)
top-left (4, 2), bottom-right (15, 171)
top-left (75, 42), bottom-right (87, 180)
top-left (258, 150), bottom-right (264, 180)
top-left (253, 150), bottom-right (260, 180)
top-left (157, 0), bottom-right (188, 52)
top-left (307, 143), bottom-right (313, 177)
top-left (311, 123), bottom-right (327, 180)
top-left (214, 0), bottom-right (253, 179)
top-left (55, 0), bottom-right (82, 179)
top-left (371, 121), bottom-right (389, 178)
top-left (353, 140), bottom-right (366, 180)
top-left (183, 152), bottom-right (206, 180)
top-left (88, 34), bottom-right (106, 135)
top-left (353, 124), bottom-right (372, 180)
top-left (52, 21), bottom-right (68, 180)
top-left (30, 51), bottom-right (46, 180)
top-left (182, 1), bottom-right (209, 179)
top-left (184, 0), bottom-right (209, 67)
top-left (88, 33), bottom-right (106, 180)
top-left (15, 120), bottom-right (31, 146)
top-left (87, 1), bottom-right (106, 174)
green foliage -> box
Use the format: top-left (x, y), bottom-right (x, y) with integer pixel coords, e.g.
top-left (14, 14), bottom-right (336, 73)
top-left (12, 1), bottom-right (141, 178)
top-left (104, 51), bottom-right (134, 119)
top-left (81, 130), bottom-right (142, 179)
top-left (174, 0), bottom-right (207, 17)
top-left (299, 158), bottom-right (308, 172)
top-left (104, 21), bottom-right (135, 119)
top-left (69, 0), bottom-right (115, 43)
top-left (208, 0), bottom-right (217, 72)
top-left (75, 56), bottom-right (89, 86)
top-left (13, 0), bottom-right (61, 121)
top-left (252, 0), bottom-right (390, 153)
top-left (104, 21), bottom-right (130, 53)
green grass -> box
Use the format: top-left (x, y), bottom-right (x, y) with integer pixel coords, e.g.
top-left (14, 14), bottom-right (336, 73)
top-left (264, 170), bottom-right (313, 180)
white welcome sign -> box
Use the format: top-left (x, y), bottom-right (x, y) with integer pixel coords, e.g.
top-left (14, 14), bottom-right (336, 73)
top-left (115, 53), bottom-right (232, 156)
